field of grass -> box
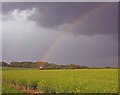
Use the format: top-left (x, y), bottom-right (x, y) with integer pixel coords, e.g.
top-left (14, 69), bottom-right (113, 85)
top-left (2, 68), bottom-right (118, 94)
top-left (2, 83), bottom-right (22, 93)
top-left (0, 67), bottom-right (2, 94)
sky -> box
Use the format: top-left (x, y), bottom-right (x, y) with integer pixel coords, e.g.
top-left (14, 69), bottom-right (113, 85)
top-left (2, 2), bottom-right (118, 67)
top-left (0, 2), bottom-right (2, 62)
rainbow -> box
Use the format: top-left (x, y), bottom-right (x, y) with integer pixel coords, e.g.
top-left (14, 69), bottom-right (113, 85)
top-left (40, 3), bottom-right (109, 61)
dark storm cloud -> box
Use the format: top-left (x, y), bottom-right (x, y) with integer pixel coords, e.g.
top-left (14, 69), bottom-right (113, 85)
top-left (2, 2), bottom-right (36, 14)
top-left (28, 3), bottom-right (104, 28)
top-left (3, 2), bottom-right (102, 24)
top-left (2, 2), bottom-right (118, 36)
top-left (2, 2), bottom-right (118, 67)
top-left (70, 3), bottom-right (118, 36)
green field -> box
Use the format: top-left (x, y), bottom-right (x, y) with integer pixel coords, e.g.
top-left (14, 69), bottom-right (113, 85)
top-left (2, 83), bottom-right (22, 93)
top-left (2, 68), bottom-right (118, 94)
top-left (0, 67), bottom-right (2, 94)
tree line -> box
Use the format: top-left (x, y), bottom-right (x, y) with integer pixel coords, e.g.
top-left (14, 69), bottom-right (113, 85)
top-left (0, 61), bottom-right (116, 69)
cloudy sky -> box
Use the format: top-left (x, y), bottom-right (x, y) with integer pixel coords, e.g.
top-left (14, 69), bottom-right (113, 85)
top-left (2, 2), bottom-right (118, 67)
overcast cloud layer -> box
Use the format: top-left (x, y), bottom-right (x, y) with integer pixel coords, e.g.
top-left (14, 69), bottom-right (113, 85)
top-left (2, 2), bottom-right (118, 67)
top-left (0, 3), bottom-right (1, 92)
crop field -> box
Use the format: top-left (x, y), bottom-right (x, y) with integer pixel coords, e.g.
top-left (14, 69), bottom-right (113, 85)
top-left (2, 83), bottom-right (22, 93)
top-left (0, 67), bottom-right (2, 94)
top-left (2, 68), bottom-right (118, 94)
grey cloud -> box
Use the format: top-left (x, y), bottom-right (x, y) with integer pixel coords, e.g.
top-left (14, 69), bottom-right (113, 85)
top-left (46, 34), bottom-right (118, 67)
top-left (70, 3), bottom-right (118, 36)
top-left (28, 3), bottom-right (102, 28)
top-left (2, 2), bottom-right (118, 36)
top-left (2, 2), bottom-right (118, 67)
top-left (2, 14), bottom-right (14, 21)
top-left (2, 2), bottom-right (36, 14)
top-left (28, 3), bottom-right (118, 36)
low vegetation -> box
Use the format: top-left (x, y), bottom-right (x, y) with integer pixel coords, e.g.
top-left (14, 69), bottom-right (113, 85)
top-left (2, 83), bottom-right (22, 93)
top-left (2, 68), bottom-right (118, 93)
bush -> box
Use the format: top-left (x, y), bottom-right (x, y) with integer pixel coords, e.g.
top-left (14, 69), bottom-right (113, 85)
top-left (29, 81), bottom-right (38, 90)
top-left (18, 80), bottom-right (28, 90)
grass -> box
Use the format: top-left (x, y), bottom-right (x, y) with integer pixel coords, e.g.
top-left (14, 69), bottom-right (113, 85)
top-left (0, 67), bottom-right (2, 94)
top-left (2, 68), bottom-right (118, 93)
top-left (2, 83), bottom-right (22, 93)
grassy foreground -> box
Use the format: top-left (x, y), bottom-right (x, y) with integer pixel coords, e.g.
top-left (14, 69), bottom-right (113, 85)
top-left (0, 67), bottom-right (2, 94)
top-left (2, 83), bottom-right (22, 93)
top-left (2, 68), bottom-right (118, 93)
